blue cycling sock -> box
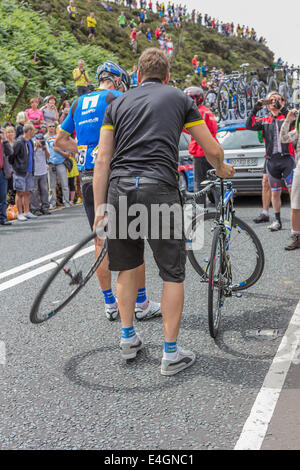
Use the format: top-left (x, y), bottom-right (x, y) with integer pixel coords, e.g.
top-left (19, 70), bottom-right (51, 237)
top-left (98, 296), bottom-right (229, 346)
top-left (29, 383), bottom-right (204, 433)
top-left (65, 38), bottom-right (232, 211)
top-left (121, 326), bottom-right (137, 343)
top-left (102, 289), bottom-right (116, 306)
top-left (164, 341), bottom-right (177, 354)
top-left (136, 287), bottom-right (147, 306)
top-left (163, 341), bottom-right (178, 360)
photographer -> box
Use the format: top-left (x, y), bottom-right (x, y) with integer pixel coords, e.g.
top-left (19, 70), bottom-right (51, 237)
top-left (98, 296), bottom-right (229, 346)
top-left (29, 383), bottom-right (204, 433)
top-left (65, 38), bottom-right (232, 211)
top-left (246, 92), bottom-right (295, 231)
top-left (40, 95), bottom-right (59, 124)
top-left (73, 60), bottom-right (90, 97)
top-left (280, 109), bottom-right (300, 250)
top-left (30, 132), bottom-right (50, 216)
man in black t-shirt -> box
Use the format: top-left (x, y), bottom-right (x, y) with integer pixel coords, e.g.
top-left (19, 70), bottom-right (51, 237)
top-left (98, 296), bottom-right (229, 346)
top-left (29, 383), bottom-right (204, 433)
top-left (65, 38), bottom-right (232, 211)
top-left (93, 48), bottom-right (234, 376)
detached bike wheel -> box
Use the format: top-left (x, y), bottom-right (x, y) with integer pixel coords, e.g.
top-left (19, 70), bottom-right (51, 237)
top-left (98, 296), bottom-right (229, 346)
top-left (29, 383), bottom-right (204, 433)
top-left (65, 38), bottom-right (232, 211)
top-left (187, 212), bottom-right (264, 291)
top-left (208, 226), bottom-right (225, 338)
top-left (30, 231), bottom-right (107, 324)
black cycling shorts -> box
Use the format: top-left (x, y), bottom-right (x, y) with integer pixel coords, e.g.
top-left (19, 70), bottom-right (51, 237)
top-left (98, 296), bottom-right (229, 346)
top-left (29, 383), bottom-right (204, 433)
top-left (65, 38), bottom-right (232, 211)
top-left (266, 155), bottom-right (295, 191)
top-left (106, 177), bottom-right (186, 283)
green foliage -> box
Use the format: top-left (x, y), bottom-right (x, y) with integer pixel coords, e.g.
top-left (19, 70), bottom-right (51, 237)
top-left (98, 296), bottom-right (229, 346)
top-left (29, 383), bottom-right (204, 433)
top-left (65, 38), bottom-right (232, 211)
top-left (0, 0), bottom-right (115, 118)
top-left (1, 0), bottom-right (275, 120)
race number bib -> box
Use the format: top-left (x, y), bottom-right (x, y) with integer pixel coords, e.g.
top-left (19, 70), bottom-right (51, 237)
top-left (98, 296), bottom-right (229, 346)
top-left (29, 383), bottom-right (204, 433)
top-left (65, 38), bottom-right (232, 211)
top-left (76, 145), bottom-right (87, 167)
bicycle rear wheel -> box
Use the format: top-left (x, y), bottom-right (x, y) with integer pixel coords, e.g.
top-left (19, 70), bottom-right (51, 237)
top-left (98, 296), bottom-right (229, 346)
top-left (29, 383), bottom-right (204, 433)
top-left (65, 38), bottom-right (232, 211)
top-left (30, 231), bottom-right (107, 324)
top-left (208, 226), bottom-right (225, 338)
top-left (217, 83), bottom-right (230, 121)
top-left (236, 83), bottom-right (247, 119)
top-left (258, 81), bottom-right (267, 99)
top-left (187, 212), bottom-right (264, 291)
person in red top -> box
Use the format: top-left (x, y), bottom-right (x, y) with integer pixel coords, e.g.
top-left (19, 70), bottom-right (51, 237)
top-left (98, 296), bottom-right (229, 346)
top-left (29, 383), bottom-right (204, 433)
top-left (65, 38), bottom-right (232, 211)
top-left (130, 28), bottom-right (140, 54)
top-left (192, 55), bottom-right (197, 70)
top-left (155, 26), bottom-right (161, 39)
top-left (184, 86), bottom-right (219, 206)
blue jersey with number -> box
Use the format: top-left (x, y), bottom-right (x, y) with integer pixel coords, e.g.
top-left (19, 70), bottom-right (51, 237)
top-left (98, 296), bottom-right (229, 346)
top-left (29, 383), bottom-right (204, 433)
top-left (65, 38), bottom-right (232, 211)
top-left (60, 89), bottom-right (122, 171)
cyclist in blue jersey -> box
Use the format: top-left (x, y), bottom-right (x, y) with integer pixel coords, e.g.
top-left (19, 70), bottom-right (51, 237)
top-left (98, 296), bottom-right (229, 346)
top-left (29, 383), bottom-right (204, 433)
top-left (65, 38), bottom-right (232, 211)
top-left (55, 61), bottom-right (161, 321)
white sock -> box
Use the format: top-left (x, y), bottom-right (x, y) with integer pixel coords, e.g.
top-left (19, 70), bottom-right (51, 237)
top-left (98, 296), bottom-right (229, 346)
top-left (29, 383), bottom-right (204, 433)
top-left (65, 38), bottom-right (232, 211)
top-left (263, 210), bottom-right (269, 216)
top-left (292, 230), bottom-right (300, 235)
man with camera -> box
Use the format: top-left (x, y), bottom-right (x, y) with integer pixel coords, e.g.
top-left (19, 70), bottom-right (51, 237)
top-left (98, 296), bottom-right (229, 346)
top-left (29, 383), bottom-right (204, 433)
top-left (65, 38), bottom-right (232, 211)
top-left (73, 60), bottom-right (90, 97)
top-left (246, 92), bottom-right (295, 231)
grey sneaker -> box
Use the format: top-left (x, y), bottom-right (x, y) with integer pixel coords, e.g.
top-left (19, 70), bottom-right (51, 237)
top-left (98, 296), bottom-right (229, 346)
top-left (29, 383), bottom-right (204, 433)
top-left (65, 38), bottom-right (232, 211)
top-left (135, 300), bottom-right (161, 320)
top-left (268, 220), bottom-right (282, 232)
top-left (120, 334), bottom-right (144, 360)
top-left (24, 211), bottom-right (37, 219)
top-left (285, 234), bottom-right (300, 251)
top-left (161, 347), bottom-right (196, 376)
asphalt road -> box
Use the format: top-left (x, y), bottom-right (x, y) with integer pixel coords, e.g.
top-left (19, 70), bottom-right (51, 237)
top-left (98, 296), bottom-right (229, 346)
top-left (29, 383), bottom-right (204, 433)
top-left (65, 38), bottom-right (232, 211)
top-left (0, 197), bottom-right (299, 450)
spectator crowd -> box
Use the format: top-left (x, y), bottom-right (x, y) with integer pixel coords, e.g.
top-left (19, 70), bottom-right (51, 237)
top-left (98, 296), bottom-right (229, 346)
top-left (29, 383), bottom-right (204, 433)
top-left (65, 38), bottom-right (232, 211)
top-left (0, 93), bottom-right (82, 226)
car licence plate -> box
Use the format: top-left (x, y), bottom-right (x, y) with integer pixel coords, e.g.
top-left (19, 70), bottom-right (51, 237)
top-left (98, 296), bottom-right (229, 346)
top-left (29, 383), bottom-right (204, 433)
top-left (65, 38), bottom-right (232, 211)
top-left (230, 158), bottom-right (257, 167)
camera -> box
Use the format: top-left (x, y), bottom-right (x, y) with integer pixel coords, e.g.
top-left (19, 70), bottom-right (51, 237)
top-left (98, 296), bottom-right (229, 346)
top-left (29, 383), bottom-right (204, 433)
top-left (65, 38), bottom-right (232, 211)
top-left (36, 133), bottom-right (46, 146)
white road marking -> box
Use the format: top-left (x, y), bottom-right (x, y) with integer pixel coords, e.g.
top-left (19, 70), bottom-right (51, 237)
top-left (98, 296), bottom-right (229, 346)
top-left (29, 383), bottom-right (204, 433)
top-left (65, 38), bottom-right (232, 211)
top-left (0, 341), bottom-right (5, 365)
top-left (0, 244), bottom-right (77, 280)
top-left (0, 246), bottom-right (94, 293)
top-left (234, 299), bottom-right (300, 450)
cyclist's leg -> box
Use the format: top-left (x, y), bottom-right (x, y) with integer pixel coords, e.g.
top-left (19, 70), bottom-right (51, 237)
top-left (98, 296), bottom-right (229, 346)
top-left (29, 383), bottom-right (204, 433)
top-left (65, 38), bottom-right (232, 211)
top-left (266, 159), bottom-right (284, 228)
top-left (81, 180), bottom-right (112, 290)
top-left (262, 160), bottom-right (271, 212)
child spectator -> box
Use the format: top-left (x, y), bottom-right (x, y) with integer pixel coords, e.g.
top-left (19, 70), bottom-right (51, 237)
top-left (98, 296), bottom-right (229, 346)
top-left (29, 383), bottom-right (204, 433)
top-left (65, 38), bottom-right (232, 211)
top-left (146, 28), bottom-right (152, 42)
top-left (87, 12), bottom-right (97, 40)
top-left (118, 12), bottom-right (127, 28)
top-left (192, 55), bottom-right (198, 70)
top-left (130, 65), bottom-right (138, 86)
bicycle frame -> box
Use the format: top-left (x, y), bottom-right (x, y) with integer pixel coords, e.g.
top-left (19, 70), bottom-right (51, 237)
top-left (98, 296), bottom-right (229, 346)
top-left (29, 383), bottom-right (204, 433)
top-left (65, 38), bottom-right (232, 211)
top-left (193, 175), bottom-right (235, 290)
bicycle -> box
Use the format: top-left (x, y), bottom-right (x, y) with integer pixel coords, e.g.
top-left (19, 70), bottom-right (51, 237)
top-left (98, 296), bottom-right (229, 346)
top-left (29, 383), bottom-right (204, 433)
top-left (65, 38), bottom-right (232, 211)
top-left (30, 225), bottom-right (108, 324)
top-left (217, 72), bottom-right (241, 121)
top-left (235, 63), bottom-right (260, 118)
top-left (186, 170), bottom-right (265, 338)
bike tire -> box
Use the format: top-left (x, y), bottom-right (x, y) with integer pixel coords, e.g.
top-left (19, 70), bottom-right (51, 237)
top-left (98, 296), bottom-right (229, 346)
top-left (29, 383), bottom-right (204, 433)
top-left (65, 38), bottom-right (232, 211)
top-left (268, 77), bottom-right (278, 93)
top-left (204, 90), bottom-right (220, 122)
top-left (187, 212), bottom-right (265, 291)
top-left (217, 82), bottom-right (230, 121)
top-left (208, 225), bottom-right (224, 338)
top-left (30, 231), bottom-right (107, 324)
top-left (236, 82), bottom-right (247, 119)
top-left (250, 78), bottom-right (260, 105)
top-left (258, 81), bottom-right (268, 99)
top-left (278, 82), bottom-right (290, 103)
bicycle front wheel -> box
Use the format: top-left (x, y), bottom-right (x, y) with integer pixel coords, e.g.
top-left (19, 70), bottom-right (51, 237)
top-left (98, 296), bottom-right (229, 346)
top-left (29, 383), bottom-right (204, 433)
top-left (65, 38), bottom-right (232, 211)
top-left (208, 225), bottom-right (225, 338)
top-left (187, 212), bottom-right (264, 291)
top-left (30, 231), bottom-right (107, 324)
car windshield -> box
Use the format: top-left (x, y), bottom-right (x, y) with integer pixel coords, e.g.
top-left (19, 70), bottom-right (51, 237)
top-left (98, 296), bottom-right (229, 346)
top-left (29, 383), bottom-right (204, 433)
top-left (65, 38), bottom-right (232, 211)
top-left (217, 129), bottom-right (264, 150)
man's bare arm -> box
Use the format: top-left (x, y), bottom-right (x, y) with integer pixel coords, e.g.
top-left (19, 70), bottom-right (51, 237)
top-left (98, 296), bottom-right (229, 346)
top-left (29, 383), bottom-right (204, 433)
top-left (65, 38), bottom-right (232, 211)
top-left (55, 129), bottom-right (78, 154)
top-left (93, 128), bottom-right (114, 231)
top-left (188, 123), bottom-right (235, 178)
